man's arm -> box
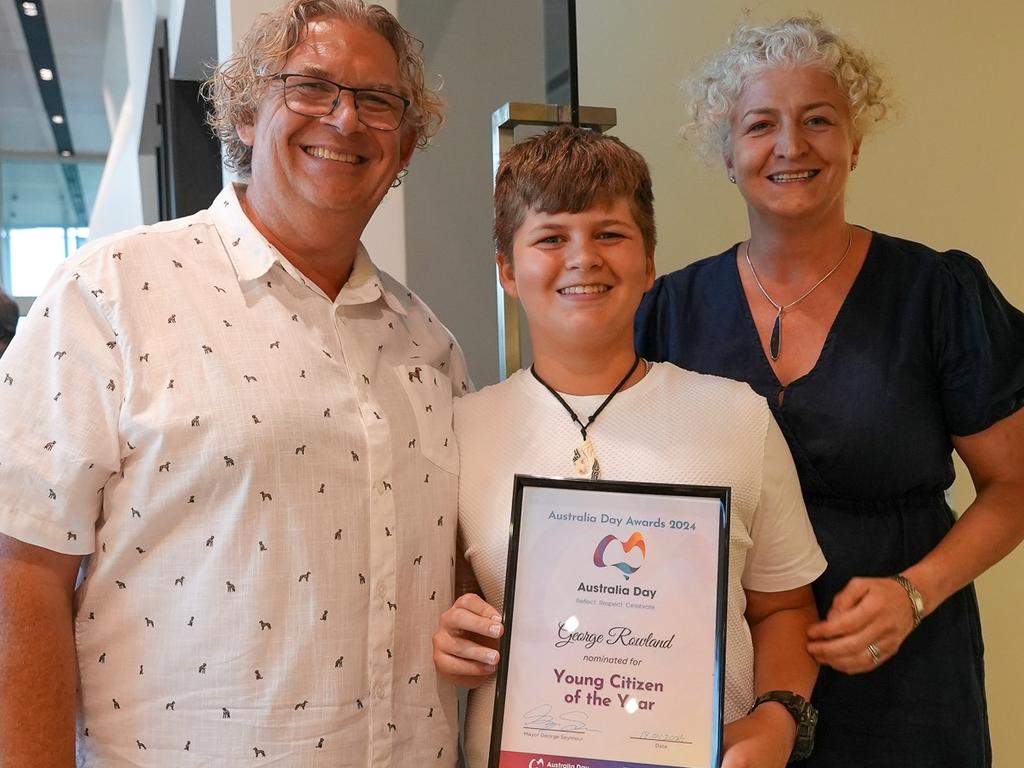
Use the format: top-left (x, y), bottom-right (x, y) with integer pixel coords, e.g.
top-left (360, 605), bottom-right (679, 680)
top-left (0, 533), bottom-right (82, 767)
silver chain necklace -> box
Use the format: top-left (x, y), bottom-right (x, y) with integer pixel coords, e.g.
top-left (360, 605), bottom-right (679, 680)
top-left (745, 226), bottom-right (854, 360)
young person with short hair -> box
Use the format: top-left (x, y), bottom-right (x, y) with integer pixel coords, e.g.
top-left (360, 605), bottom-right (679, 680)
top-left (433, 125), bottom-right (826, 768)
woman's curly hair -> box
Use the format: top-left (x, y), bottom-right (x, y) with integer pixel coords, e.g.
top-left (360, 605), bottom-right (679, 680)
top-left (201, 0), bottom-right (443, 175)
top-left (687, 14), bottom-right (891, 160)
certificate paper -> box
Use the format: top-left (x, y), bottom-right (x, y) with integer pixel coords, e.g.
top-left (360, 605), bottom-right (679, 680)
top-left (489, 475), bottom-right (730, 768)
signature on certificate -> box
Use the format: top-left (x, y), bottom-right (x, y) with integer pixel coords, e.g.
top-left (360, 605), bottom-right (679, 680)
top-left (635, 729), bottom-right (691, 744)
top-left (522, 704), bottom-right (601, 733)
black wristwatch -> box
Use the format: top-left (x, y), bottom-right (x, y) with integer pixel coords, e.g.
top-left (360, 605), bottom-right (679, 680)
top-left (748, 689), bottom-right (817, 762)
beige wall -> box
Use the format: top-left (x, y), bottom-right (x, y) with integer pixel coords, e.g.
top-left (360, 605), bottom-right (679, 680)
top-left (577, 0), bottom-right (1023, 760)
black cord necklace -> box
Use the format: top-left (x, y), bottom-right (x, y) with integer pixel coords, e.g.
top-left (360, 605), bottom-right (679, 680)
top-left (530, 353), bottom-right (642, 479)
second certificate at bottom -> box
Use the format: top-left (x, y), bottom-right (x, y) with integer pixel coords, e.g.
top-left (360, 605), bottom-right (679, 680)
top-left (489, 475), bottom-right (730, 768)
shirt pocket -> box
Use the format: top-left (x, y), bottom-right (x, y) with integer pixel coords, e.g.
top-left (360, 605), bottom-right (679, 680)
top-left (395, 364), bottom-right (459, 475)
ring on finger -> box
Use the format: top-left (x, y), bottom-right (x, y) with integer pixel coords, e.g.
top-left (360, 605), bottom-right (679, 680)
top-left (866, 642), bottom-right (882, 666)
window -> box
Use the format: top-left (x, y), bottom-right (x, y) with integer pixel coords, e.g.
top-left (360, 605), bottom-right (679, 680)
top-left (7, 226), bottom-right (88, 297)
top-left (1, 158), bottom-right (101, 321)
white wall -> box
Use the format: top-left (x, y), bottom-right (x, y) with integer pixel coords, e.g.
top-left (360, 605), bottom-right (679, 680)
top-left (88, 0), bottom-right (158, 237)
top-left (399, 0), bottom-right (548, 386)
top-left (576, 0), bottom-right (1024, 760)
top-left (167, 0), bottom-right (216, 81)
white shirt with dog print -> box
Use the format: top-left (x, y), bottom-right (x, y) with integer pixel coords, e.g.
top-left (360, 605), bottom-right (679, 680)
top-left (0, 184), bottom-right (468, 767)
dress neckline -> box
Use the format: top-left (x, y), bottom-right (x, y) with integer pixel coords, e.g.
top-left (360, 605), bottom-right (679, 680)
top-left (729, 228), bottom-right (878, 394)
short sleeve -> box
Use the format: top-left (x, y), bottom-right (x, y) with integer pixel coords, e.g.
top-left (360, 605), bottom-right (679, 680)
top-left (933, 251), bottom-right (1024, 437)
top-left (743, 416), bottom-right (827, 592)
top-left (0, 261), bottom-right (123, 554)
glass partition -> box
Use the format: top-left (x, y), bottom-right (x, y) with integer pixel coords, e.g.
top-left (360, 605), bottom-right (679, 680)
top-left (1, 157), bottom-right (103, 314)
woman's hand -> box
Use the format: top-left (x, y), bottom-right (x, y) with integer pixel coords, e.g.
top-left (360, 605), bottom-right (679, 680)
top-left (806, 576), bottom-right (916, 673)
top-left (722, 704), bottom-right (795, 768)
top-left (432, 593), bottom-right (503, 688)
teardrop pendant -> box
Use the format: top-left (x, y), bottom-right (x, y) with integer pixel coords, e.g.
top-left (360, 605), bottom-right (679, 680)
top-left (769, 309), bottom-right (782, 360)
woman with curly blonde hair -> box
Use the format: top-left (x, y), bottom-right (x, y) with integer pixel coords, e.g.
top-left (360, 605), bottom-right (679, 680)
top-left (637, 14), bottom-right (1024, 767)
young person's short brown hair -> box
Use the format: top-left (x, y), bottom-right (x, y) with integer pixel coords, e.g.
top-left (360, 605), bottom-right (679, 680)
top-left (494, 125), bottom-right (656, 259)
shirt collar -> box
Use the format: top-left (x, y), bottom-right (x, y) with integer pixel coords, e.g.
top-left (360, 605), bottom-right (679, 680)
top-left (338, 247), bottom-right (408, 316)
top-left (210, 183), bottom-right (278, 282)
top-left (209, 184), bottom-right (406, 316)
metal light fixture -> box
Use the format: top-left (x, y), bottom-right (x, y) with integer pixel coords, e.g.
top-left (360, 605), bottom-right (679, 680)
top-left (51, 114), bottom-right (64, 124)
top-left (59, 149), bottom-right (73, 157)
top-left (22, 2), bottom-right (38, 16)
top-left (39, 67), bottom-right (53, 80)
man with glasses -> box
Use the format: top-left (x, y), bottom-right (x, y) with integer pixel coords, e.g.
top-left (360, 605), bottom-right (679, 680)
top-left (0, 2), bottom-right (467, 766)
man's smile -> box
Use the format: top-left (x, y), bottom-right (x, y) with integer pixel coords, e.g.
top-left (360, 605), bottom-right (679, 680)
top-left (303, 145), bottom-right (364, 163)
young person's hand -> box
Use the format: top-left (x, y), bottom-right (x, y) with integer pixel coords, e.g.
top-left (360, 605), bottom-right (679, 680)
top-left (432, 593), bottom-right (503, 688)
top-left (721, 704), bottom-right (796, 768)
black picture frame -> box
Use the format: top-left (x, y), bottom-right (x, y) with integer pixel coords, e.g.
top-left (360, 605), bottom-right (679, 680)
top-left (487, 474), bottom-right (731, 768)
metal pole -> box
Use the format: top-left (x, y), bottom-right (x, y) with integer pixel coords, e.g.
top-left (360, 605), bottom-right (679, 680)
top-left (567, 0), bottom-right (579, 127)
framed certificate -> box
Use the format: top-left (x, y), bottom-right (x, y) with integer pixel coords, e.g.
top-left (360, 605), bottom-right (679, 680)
top-left (488, 475), bottom-right (730, 768)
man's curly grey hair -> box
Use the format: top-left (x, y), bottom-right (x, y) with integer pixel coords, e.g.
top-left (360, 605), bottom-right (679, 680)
top-left (687, 14), bottom-right (891, 160)
top-left (201, 0), bottom-right (443, 176)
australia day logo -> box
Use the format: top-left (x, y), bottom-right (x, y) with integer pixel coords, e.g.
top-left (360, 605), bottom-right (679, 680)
top-left (593, 531), bottom-right (646, 580)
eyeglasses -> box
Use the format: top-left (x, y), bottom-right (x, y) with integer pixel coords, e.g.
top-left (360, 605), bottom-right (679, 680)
top-left (271, 73), bottom-right (410, 131)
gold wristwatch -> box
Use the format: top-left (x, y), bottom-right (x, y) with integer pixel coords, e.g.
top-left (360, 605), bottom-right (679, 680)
top-left (890, 573), bottom-right (924, 628)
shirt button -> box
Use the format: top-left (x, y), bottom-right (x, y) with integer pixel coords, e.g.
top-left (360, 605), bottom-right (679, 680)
top-left (377, 584), bottom-right (388, 598)
top-left (376, 684), bottom-right (387, 699)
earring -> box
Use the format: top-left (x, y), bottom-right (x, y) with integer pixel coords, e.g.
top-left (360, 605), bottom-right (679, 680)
top-left (850, 160), bottom-right (858, 171)
top-left (391, 168), bottom-right (409, 189)
top-left (728, 175), bottom-right (736, 184)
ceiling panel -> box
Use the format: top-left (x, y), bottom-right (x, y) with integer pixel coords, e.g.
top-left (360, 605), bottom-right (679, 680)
top-left (0, 1), bottom-right (27, 48)
top-left (0, 47), bottom-right (45, 154)
top-left (0, 107), bottom-right (55, 151)
top-left (0, 0), bottom-right (113, 229)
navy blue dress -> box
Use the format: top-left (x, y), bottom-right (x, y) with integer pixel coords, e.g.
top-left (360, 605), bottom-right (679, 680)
top-left (635, 232), bottom-right (1024, 768)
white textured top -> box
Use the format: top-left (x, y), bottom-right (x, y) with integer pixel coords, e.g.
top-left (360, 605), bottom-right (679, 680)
top-left (454, 363), bottom-right (826, 767)
top-left (0, 185), bottom-right (468, 767)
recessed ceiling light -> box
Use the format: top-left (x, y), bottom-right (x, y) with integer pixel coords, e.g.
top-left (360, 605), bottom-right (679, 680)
top-left (51, 114), bottom-right (65, 124)
top-left (59, 149), bottom-right (73, 157)
top-left (22, 2), bottom-right (38, 17)
top-left (39, 68), bottom-right (53, 81)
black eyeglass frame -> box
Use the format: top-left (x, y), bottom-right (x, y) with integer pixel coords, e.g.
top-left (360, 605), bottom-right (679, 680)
top-left (270, 73), bottom-right (411, 131)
